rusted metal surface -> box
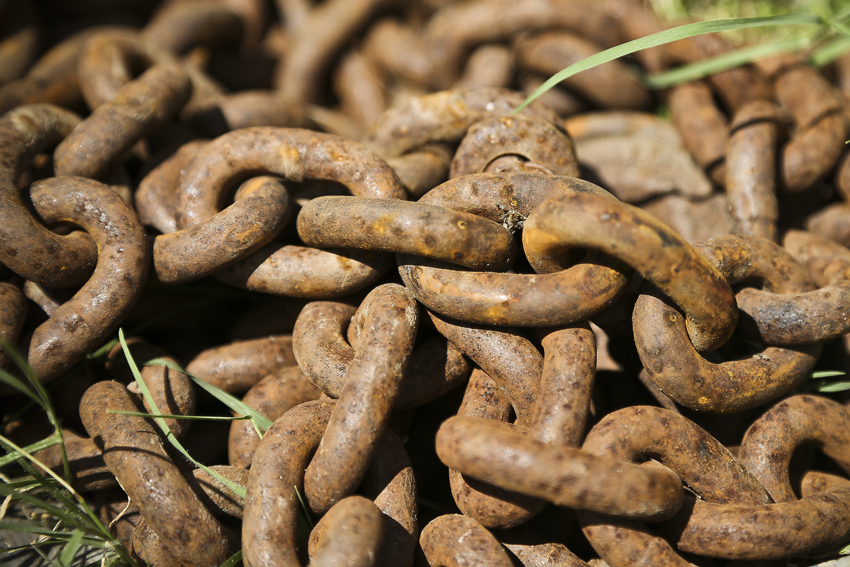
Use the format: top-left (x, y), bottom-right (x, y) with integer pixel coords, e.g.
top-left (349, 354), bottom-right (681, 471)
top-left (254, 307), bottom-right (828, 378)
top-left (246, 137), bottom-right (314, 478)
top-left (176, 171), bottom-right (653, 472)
top-left (25, 176), bottom-right (148, 384)
top-left (725, 99), bottom-right (781, 241)
top-left (186, 335), bottom-right (297, 393)
top-left (54, 62), bottom-right (191, 180)
top-left (228, 365), bottom-right (321, 468)
top-left (80, 381), bottom-right (233, 567)
top-left (0, 104), bottom-right (97, 288)
top-left (298, 196), bottom-right (517, 271)
top-left (4, 4), bottom-right (850, 564)
top-left (524, 192), bottom-right (736, 352)
top-left (450, 116), bottom-right (579, 179)
top-left (420, 514), bottom-right (514, 567)
top-left (153, 175), bottom-right (292, 284)
top-left (365, 88), bottom-right (560, 159)
top-left (0, 281), bottom-right (26, 369)
top-left (514, 30), bottom-right (651, 110)
top-left (303, 284), bottom-right (418, 515)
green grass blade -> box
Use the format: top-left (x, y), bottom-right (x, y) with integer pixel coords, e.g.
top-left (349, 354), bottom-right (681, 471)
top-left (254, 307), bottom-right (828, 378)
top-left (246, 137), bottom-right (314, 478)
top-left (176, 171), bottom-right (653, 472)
top-left (107, 410), bottom-right (252, 422)
top-left (515, 13), bottom-right (822, 113)
top-left (0, 433), bottom-right (61, 468)
top-left (0, 437), bottom-right (92, 529)
top-left (811, 370), bottom-right (847, 379)
top-left (145, 358), bottom-right (273, 432)
top-left (0, 367), bottom-right (43, 409)
top-left (811, 35), bottom-right (850, 66)
top-left (0, 485), bottom-right (87, 531)
top-left (218, 550), bottom-right (243, 567)
top-left (812, 381), bottom-right (850, 393)
top-left (118, 330), bottom-right (247, 500)
top-left (644, 36), bottom-right (810, 89)
top-left (59, 529), bottom-right (84, 566)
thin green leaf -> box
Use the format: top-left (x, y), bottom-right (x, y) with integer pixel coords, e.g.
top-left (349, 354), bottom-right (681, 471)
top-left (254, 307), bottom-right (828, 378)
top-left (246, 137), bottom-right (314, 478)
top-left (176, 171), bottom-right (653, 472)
top-left (515, 13), bottom-right (822, 113)
top-left (294, 485), bottom-right (314, 529)
top-left (59, 529), bottom-right (85, 567)
top-left (218, 550), bottom-right (243, 567)
top-left (811, 35), bottom-right (850, 66)
top-left (0, 436), bottom-right (83, 517)
top-left (146, 358), bottom-right (273, 432)
top-left (0, 367), bottom-right (43, 408)
top-left (107, 410), bottom-right (252, 422)
top-left (644, 36), bottom-right (809, 89)
top-left (0, 484), bottom-right (87, 531)
top-left (0, 519), bottom-right (93, 542)
top-left (0, 338), bottom-right (72, 483)
top-left (0, 433), bottom-right (61, 468)
top-left (812, 381), bottom-right (850, 393)
top-left (811, 370), bottom-right (847, 379)
top-left (118, 330), bottom-right (247, 500)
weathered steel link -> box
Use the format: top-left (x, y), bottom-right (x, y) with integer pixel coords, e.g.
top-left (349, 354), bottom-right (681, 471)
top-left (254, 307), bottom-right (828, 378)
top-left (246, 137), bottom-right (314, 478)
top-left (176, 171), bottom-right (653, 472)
top-left (513, 30), bottom-right (652, 110)
top-left (80, 381), bottom-right (234, 567)
top-left (673, 488), bottom-right (850, 560)
top-left (0, 104), bottom-right (98, 288)
top-left (306, 495), bottom-right (385, 567)
top-left (292, 300), bottom-right (470, 409)
top-left (738, 395), bottom-right (850, 503)
top-left (0, 2), bottom-right (39, 86)
top-left (303, 284), bottom-right (418, 515)
top-left (243, 400), bottom-right (335, 567)
top-left (421, 0), bottom-right (620, 88)
top-left (578, 406), bottom-right (771, 567)
top-left (420, 514), bottom-right (515, 567)
top-left (697, 235), bottom-right (820, 346)
top-left (401, 174), bottom-right (631, 327)
top-left (668, 33), bottom-right (774, 112)
top-left (228, 365), bottom-right (321, 468)
top-left (192, 90), bottom-right (312, 137)
top-left (216, 243), bottom-right (391, 298)
top-left (767, 62), bottom-right (848, 192)
top-left (365, 88), bottom-right (561, 159)
top-left (429, 311), bottom-right (541, 425)
top-left (0, 281), bottom-right (26, 369)
top-left (386, 145), bottom-right (452, 200)
top-left (191, 465), bottom-right (249, 519)
top-left (153, 175), bottom-right (292, 284)
top-left (186, 334), bottom-right (297, 393)
top-left (449, 116), bottom-right (579, 179)
top-left (725, 100), bottom-right (782, 241)
top-left (453, 44), bottom-right (513, 90)
top-left (771, 230), bottom-right (850, 343)
top-left (634, 235), bottom-right (821, 412)
top-left (24, 176), bottom-right (148, 385)
top-left (174, 128), bottom-right (406, 240)
top-left (274, 0), bottom-right (391, 102)
top-left (447, 368), bottom-right (547, 529)
top-left (437, 415), bottom-right (684, 520)
top-left (523, 192), bottom-right (737, 352)
top-left (136, 139), bottom-right (209, 235)
top-left (54, 62), bottom-right (191, 180)
top-left (105, 338), bottom-right (196, 439)
top-left (0, 27), bottom-right (101, 115)
top-left (141, 0), bottom-right (244, 55)
top-left (530, 323), bottom-right (596, 446)
top-left (244, 399), bottom-right (417, 566)
top-left (297, 196), bottom-right (517, 271)
top-left (668, 81), bottom-right (728, 186)
top-left (76, 30), bottom-right (225, 122)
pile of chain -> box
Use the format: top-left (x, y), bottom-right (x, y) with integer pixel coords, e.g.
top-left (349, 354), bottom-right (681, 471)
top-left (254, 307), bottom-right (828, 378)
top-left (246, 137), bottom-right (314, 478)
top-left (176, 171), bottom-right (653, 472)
top-left (4, 0), bottom-right (850, 565)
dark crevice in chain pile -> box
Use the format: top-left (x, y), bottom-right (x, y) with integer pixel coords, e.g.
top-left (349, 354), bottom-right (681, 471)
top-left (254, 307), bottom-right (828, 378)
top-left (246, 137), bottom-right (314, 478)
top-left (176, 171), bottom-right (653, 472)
top-left (2, 1), bottom-right (850, 566)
